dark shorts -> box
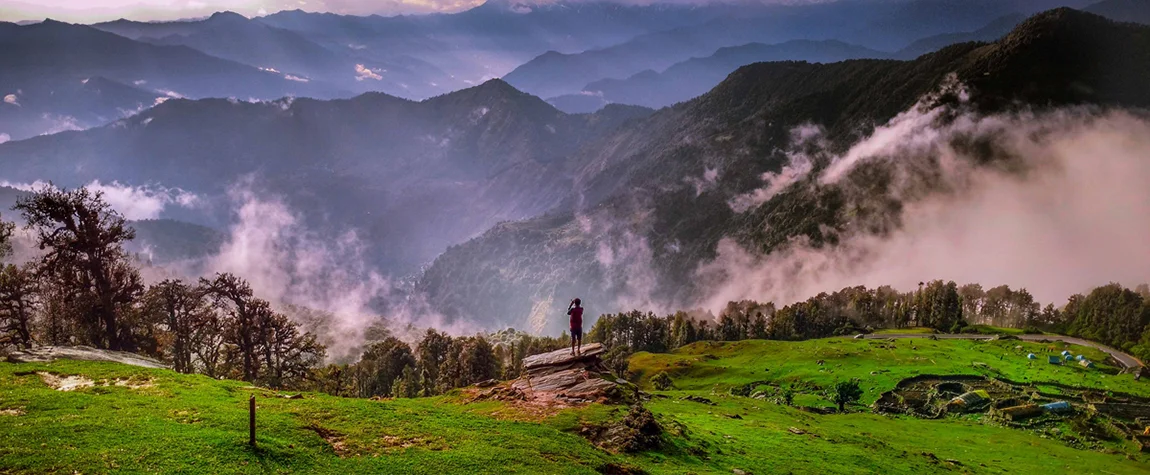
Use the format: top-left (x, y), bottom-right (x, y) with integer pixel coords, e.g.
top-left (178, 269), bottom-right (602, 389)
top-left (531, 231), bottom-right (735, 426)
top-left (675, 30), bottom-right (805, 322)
top-left (571, 327), bottom-right (583, 339)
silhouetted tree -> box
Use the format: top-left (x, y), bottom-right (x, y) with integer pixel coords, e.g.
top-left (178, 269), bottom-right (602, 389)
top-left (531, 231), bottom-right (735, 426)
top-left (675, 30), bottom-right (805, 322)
top-left (16, 186), bottom-right (143, 350)
top-left (0, 263), bottom-right (38, 350)
top-left (141, 280), bottom-right (208, 373)
top-left (0, 216), bottom-right (12, 261)
top-left (202, 273), bottom-right (262, 381)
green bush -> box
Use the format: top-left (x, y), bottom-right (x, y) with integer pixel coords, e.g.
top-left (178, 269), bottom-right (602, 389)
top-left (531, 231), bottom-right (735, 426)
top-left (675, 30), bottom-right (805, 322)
top-left (651, 372), bottom-right (674, 391)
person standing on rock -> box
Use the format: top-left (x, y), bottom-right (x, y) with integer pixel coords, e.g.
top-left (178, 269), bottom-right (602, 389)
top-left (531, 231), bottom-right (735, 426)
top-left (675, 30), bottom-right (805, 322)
top-left (568, 298), bottom-right (584, 356)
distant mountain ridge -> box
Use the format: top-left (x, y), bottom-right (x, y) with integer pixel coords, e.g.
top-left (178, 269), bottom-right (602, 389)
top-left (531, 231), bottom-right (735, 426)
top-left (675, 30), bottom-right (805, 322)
top-left (416, 7), bottom-right (1150, 332)
top-left (573, 39), bottom-right (890, 110)
top-left (93, 12), bottom-right (457, 100)
top-left (0, 80), bottom-right (653, 275)
top-left (503, 0), bottom-right (1093, 100)
top-left (894, 13), bottom-right (1026, 59)
top-left (1085, 0), bottom-right (1150, 25)
top-left (0, 19), bottom-right (346, 140)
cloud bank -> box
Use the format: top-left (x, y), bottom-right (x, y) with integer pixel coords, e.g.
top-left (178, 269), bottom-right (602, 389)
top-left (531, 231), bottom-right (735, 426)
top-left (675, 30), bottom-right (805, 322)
top-left (5, 0), bottom-right (791, 23)
top-left (695, 95), bottom-right (1150, 312)
top-left (199, 180), bottom-right (477, 358)
top-left (0, 180), bottom-right (200, 221)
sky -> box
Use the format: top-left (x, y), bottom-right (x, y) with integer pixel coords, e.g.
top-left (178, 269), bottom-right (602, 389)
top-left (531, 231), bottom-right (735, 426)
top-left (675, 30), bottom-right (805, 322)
top-left (0, 0), bottom-right (489, 23)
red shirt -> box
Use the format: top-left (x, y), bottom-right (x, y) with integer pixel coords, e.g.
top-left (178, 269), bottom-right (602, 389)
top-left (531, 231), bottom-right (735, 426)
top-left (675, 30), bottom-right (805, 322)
top-left (568, 306), bottom-right (583, 329)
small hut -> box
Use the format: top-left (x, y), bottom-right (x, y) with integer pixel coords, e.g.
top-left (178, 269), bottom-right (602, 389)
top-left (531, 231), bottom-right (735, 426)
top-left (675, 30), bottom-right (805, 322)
top-left (1048, 355), bottom-right (1062, 365)
top-left (948, 390), bottom-right (992, 413)
top-left (1076, 355), bottom-right (1086, 361)
top-left (1079, 359), bottom-right (1095, 368)
top-left (1042, 401), bottom-right (1072, 413)
top-left (1027, 353), bottom-right (1037, 360)
top-left (1061, 350), bottom-right (1072, 357)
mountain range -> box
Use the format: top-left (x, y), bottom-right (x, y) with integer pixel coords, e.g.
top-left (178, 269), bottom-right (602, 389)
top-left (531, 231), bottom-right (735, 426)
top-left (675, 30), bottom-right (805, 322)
top-left (0, 80), bottom-right (652, 275)
top-left (0, 19), bottom-right (344, 141)
top-left (574, 40), bottom-right (890, 111)
top-left (3, 0), bottom-right (1117, 141)
top-left (416, 8), bottom-right (1150, 332)
top-left (2, 3), bottom-right (1149, 333)
top-left (502, 0), bottom-right (1093, 103)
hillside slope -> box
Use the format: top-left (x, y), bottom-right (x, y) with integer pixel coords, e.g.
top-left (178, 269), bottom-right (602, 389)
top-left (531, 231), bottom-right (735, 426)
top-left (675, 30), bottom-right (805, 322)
top-left (579, 39), bottom-right (890, 110)
top-left (503, 0), bottom-right (1081, 100)
top-left (418, 8), bottom-right (1150, 332)
top-left (0, 19), bottom-right (346, 139)
top-left (0, 81), bottom-right (653, 274)
top-left (2, 337), bottom-right (1147, 473)
top-left (94, 12), bottom-right (457, 100)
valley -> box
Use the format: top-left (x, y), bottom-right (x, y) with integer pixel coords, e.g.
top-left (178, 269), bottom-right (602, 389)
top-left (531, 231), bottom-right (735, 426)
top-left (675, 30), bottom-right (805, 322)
top-left (2, 2), bottom-right (1150, 473)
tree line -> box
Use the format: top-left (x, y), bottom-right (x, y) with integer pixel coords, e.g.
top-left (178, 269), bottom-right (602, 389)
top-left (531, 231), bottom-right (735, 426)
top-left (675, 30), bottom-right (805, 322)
top-left (311, 328), bottom-right (567, 398)
top-left (588, 280), bottom-right (1150, 372)
top-left (0, 185), bottom-right (568, 395)
top-left (2, 185), bottom-right (1147, 396)
top-left (0, 186), bottom-right (326, 388)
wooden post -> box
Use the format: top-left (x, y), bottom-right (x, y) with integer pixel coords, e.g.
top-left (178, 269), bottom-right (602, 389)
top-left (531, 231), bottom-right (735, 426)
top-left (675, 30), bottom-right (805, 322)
top-left (249, 395), bottom-right (256, 448)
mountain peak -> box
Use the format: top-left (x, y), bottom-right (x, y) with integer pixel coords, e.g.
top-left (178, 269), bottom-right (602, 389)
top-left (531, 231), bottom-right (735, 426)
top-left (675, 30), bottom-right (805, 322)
top-left (1009, 7), bottom-right (1105, 34)
top-left (207, 11), bottom-right (248, 23)
top-left (477, 78), bottom-right (519, 92)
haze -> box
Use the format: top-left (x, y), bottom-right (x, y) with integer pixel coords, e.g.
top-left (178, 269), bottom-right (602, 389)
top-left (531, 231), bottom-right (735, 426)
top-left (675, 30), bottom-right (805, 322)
top-left (0, 0), bottom-right (792, 23)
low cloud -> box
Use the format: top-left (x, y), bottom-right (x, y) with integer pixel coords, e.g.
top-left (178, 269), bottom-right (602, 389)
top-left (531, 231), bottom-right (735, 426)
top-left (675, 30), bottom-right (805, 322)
top-left (3, 94), bottom-right (19, 107)
top-left (0, 133), bottom-right (9, 144)
top-left (685, 166), bottom-right (719, 196)
top-left (40, 114), bottom-right (82, 135)
top-left (0, 180), bottom-right (199, 220)
top-left (284, 74), bottom-right (310, 83)
top-left (729, 124), bottom-right (824, 212)
top-left (695, 95), bottom-right (1150, 312)
top-left (355, 64), bottom-right (383, 81)
top-left (201, 180), bottom-right (475, 358)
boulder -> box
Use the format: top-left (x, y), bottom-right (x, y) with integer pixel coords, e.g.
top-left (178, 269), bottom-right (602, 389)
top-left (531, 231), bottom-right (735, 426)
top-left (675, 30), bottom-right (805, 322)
top-left (522, 343), bottom-right (605, 372)
top-left (490, 343), bottom-right (627, 405)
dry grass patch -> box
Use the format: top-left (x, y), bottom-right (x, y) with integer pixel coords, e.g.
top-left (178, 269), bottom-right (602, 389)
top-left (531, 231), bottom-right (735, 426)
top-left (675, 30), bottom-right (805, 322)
top-left (37, 372), bottom-right (154, 391)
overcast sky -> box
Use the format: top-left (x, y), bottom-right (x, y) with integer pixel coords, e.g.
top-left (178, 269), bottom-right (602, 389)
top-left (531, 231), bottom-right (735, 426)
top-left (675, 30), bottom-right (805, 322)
top-left (0, 0), bottom-right (491, 23)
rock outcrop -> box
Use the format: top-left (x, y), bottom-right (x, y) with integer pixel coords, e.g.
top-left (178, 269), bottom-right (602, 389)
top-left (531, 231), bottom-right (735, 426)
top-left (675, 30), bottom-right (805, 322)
top-left (478, 343), bottom-right (632, 405)
top-left (5, 346), bottom-right (167, 369)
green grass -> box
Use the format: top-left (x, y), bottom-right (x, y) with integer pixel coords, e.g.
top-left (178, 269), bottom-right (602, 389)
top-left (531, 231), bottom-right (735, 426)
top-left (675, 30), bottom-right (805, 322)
top-left (872, 327), bottom-right (937, 335)
top-left (0, 361), bottom-right (620, 474)
top-left (629, 338), bottom-right (1148, 404)
top-left (963, 325), bottom-right (1031, 335)
top-left (2, 337), bottom-right (1148, 474)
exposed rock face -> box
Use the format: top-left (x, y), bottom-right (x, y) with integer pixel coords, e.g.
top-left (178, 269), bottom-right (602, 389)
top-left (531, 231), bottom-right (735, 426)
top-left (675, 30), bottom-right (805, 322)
top-left (477, 343), bottom-right (632, 405)
top-left (6, 346), bottom-right (167, 369)
top-left (522, 343), bottom-right (606, 369)
top-left (513, 343), bottom-right (622, 402)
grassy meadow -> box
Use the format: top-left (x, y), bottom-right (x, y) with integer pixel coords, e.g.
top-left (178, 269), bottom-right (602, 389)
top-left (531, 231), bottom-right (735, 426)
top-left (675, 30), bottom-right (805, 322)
top-left (1, 336), bottom-right (1147, 474)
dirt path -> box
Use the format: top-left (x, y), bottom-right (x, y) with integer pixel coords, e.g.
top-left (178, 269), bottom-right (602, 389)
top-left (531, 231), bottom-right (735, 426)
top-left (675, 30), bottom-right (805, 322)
top-left (862, 333), bottom-right (1144, 368)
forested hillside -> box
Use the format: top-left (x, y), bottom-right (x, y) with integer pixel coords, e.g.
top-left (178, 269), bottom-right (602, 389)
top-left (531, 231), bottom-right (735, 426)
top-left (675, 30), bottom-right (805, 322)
top-left (418, 9), bottom-right (1150, 333)
top-left (0, 81), bottom-right (652, 274)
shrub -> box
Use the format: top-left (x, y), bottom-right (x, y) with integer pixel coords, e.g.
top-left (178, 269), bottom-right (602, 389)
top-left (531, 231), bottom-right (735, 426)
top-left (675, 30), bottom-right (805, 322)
top-left (651, 372), bottom-right (674, 390)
